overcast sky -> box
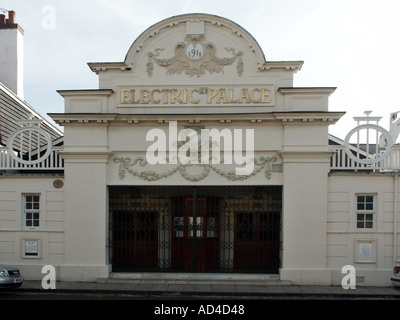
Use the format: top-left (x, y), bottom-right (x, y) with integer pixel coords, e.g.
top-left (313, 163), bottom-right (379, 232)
top-left (1, 0), bottom-right (400, 138)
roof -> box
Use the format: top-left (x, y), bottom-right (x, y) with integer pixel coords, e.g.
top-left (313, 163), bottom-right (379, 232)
top-left (0, 82), bottom-right (64, 150)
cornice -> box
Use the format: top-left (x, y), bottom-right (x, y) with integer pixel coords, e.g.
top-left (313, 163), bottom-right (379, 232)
top-left (278, 151), bottom-right (334, 162)
top-left (273, 112), bottom-right (345, 124)
top-left (87, 60), bottom-right (305, 75)
top-left (48, 113), bottom-right (118, 124)
top-left (278, 87), bottom-right (337, 95)
top-left (260, 61), bottom-right (304, 72)
top-left (87, 62), bottom-right (131, 74)
top-left (60, 151), bottom-right (114, 162)
top-left (57, 89), bottom-right (114, 97)
top-left (0, 24), bottom-right (24, 34)
top-left (48, 111), bottom-right (345, 126)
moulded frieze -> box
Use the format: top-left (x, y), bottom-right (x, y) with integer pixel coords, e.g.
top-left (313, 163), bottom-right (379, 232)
top-left (278, 151), bottom-right (334, 163)
top-left (113, 155), bottom-right (277, 182)
top-left (60, 151), bottom-right (114, 163)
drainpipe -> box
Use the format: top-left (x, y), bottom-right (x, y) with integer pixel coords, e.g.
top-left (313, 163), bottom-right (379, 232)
top-left (394, 174), bottom-right (398, 263)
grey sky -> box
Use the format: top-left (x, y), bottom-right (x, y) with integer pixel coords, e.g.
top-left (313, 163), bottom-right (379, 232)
top-left (1, 0), bottom-right (400, 138)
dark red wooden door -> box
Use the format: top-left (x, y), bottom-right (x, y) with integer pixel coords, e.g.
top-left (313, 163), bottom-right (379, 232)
top-left (171, 197), bottom-right (220, 271)
top-left (112, 211), bottom-right (158, 269)
top-left (234, 211), bottom-right (280, 272)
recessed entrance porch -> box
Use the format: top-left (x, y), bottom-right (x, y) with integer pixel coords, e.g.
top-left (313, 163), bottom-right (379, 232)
top-left (108, 186), bottom-right (282, 274)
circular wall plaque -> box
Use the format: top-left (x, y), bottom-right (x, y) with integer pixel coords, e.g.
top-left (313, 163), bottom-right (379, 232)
top-left (186, 43), bottom-right (204, 60)
top-left (53, 179), bottom-right (64, 189)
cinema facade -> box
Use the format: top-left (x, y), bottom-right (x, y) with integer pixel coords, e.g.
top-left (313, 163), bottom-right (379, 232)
top-left (1, 13), bottom-right (399, 286)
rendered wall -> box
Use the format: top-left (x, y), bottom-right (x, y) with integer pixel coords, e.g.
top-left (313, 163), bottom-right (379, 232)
top-left (0, 177), bottom-right (64, 280)
top-left (49, 14), bottom-right (342, 283)
top-left (327, 174), bottom-right (399, 286)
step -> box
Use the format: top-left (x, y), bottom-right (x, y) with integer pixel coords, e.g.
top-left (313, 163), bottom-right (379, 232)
top-left (98, 272), bottom-right (291, 286)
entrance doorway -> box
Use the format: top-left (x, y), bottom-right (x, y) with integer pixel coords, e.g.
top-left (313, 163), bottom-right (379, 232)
top-left (234, 211), bottom-right (280, 272)
top-left (109, 186), bottom-right (282, 273)
top-left (170, 196), bottom-right (220, 271)
top-left (111, 211), bottom-right (158, 270)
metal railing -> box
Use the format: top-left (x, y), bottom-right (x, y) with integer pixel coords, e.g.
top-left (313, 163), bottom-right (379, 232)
top-left (329, 145), bottom-right (400, 171)
top-left (2, 143), bottom-right (400, 173)
top-left (0, 147), bottom-right (64, 170)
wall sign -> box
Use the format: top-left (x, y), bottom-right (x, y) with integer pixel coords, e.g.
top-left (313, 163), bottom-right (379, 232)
top-left (22, 239), bottom-right (40, 258)
top-left (119, 86), bottom-right (274, 107)
top-left (354, 239), bottom-right (376, 263)
top-left (25, 240), bottom-right (38, 256)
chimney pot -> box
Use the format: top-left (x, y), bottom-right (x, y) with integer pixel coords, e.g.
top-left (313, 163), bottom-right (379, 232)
top-left (0, 14), bottom-right (5, 25)
top-left (6, 10), bottom-right (15, 24)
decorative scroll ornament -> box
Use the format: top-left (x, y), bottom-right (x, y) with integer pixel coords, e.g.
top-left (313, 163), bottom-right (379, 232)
top-left (147, 35), bottom-right (243, 77)
top-left (114, 155), bottom-right (277, 182)
top-left (7, 120), bottom-right (53, 165)
top-left (344, 112), bottom-right (394, 165)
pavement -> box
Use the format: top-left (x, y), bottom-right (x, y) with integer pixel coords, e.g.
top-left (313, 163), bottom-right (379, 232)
top-left (13, 279), bottom-right (400, 299)
top-left (5, 279), bottom-right (398, 319)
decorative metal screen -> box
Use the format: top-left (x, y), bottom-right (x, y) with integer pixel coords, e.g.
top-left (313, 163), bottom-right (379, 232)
top-left (108, 186), bottom-right (282, 273)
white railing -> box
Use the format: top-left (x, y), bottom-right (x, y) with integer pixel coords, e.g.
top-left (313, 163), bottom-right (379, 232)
top-left (330, 145), bottom-right (400, 171)
top-left (0, 147), bottom-right (64, 170)
top-left (3, 144), bottom-right (400, 172)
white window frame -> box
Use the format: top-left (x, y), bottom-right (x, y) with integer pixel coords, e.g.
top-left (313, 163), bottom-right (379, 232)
top-left (23, 194), bottom-right (41, 230)
top-left (355, 194), bottom-right (376, 231)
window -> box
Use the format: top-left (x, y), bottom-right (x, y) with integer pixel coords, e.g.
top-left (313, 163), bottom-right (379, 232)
top-left (356, 195), bottom-right (375, 229)
top-left (206, 217), bottom-right (217, 238)
top-left (23, 194), bottom-right (40, 229)
top-left (189, 217), bottom-right (203, 238)
top-left (174, 217), bottom-right (184, 238)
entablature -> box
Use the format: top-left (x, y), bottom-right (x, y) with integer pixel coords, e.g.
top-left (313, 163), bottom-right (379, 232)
top-left (48, 112), bottom-right (345, 126)
top-left (274, 112), bottom-right (345, 124)
top-left (278, 87), bottom-right (337, 96)
top-left (88, 62), bottom-right (132, 75)
top-left (260, 61), bottom-right (304, 72)
top-left (57, 89), bottom-right (115, 97)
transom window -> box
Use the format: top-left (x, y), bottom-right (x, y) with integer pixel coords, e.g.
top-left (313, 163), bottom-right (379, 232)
top-left (356, 195), bottom-right (375, 229)
top-left (24, 194), bottom-right (40, 229)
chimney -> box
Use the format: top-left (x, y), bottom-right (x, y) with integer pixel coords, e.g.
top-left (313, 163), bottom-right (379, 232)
top-left (0, 10), bottom-right (24, 99)
top-left (6, 10), bottom-right (15, 24)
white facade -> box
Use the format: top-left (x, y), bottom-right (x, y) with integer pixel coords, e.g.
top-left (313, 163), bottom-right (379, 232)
top-left (0, 13), bottom-right (399, 286)
top-left (0, 11), bottom-right (24, 99)
top-left (327, 174), bottom-right (399, 286)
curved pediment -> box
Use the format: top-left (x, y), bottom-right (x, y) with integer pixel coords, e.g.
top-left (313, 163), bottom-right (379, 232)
top-left (84, 13), bottom-right (309, 114)
top-left (89, 13), bottom-right (297, 83)
top-left (125, 13), bottom-right (266, 77)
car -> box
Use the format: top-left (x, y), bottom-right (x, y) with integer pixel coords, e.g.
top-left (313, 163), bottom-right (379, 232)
top-left (0, 265), bottom-right (24, 289)
top-left (391, 261), bottom-right (400, 288)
